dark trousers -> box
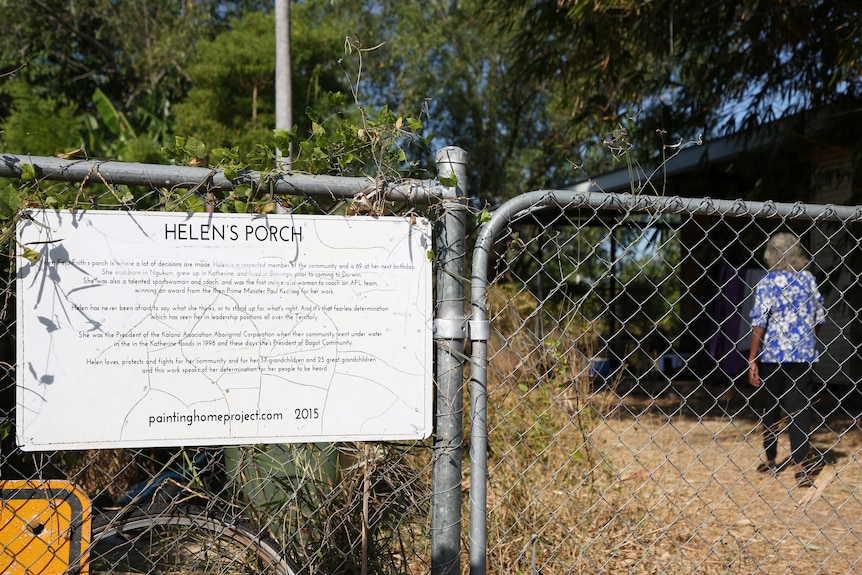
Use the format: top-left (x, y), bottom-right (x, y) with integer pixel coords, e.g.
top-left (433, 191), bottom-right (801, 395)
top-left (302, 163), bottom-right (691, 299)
top-left (758, 362), bottom-right (816, 466)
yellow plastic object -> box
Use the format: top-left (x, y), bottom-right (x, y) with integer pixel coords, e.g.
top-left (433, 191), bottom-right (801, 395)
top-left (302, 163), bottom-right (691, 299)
top-left (1, 480), bottom-right (91, 575)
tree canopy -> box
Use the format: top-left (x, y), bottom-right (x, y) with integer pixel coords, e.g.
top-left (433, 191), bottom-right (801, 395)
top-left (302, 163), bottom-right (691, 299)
top-left (328, 0), bottom-right (862, 200)
top-left (0, 0), bottom-right (271, 158)
top-left (2, 0), bottom-right (860, 201)
top-left (0, 0), bottom-right (267, 114)
top-left (487, 0), bottom-right (861, 140)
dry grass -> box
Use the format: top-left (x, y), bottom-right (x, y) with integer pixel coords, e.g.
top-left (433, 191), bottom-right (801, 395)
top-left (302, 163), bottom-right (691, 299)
top-left (479, 365), bottom-right (862, 574)
top-left (42, 285), bottom-right (862, 575)
top-left (478, 284), bottom-right (862, 574)
top-left (228, 441), bottom-right (432, 575)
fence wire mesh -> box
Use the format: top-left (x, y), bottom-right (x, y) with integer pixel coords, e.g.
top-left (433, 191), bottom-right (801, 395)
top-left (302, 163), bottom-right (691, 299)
top-left (472, 194), bottom-right (862, 574)
top-left (0, 169), bottom-right (444, 575)
top-left (4, 154), bottom-right (862, 575)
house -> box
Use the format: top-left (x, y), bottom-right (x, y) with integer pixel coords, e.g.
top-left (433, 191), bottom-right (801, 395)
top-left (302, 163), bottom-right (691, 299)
top-left (565, 108), bottom-right (862, 389)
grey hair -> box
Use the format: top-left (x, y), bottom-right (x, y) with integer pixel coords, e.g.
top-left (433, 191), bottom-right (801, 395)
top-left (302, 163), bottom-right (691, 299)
top-left (764, 232), bottom-right (810, 271)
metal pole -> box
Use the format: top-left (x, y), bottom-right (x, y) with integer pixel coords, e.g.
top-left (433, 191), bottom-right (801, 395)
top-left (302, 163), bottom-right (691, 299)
top-left (275, 0), bottom-right (293, 169)
top-left (0, 154), bottom-right (445, 205)
top-left (431, 146), bottom-right (469, 575)
top-left (4, 156), bottom-right (861, 221)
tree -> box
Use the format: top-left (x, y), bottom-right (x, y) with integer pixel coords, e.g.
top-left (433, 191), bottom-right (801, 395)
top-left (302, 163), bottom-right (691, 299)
top-left (485, 0), bottom-right (862, 160)
top-left (172, 4), bottom-right (348, 156)
top-left (6, 0), bottom-right (858, 203)
top-left (1, 81), bottom-right (82, 156)
top-left (333, 0), bottom-right (861, 202)
top-left (339, 0), bottom-right (582, 203)
top-left (0, 0), bottom-right (270, 117)
top-left (0, 0), bottom-right (269, 158)
top-left (172, 11), bottom-right (278, 152)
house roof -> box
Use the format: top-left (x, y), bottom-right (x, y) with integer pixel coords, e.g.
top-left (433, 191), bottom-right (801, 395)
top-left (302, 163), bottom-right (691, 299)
top-left (565, 124), bottom-right (787, 195)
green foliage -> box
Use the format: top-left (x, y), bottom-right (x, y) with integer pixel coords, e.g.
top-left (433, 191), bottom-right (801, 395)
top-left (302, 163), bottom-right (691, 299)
top-left (1, 81), bottom-right (82, 155)
top-left (85, 88), bottom-right (170, 162)
top-left (2, 81), bottom-right (172, 163)
top-left (3, 0), bottom-right (860, 205)
top-left (0, 0), bottom-right (268, 122)
top-left (543, 339), bottom-right (570, 379)
top-left (18, 164), bottom-right (36, 183)
top-left (486, 0), bottom-right (862, 165)
top-left (163, 89), bottom-right (430, 214)
top-left (0, 184), bottom-right (20, 220)
top-left (290, 102), bottom-right (428, 178)
top-left (173, 6), bottom-right (350, 155)
top-left (0, 0), bottom-right (269, 162)
top-left (346, 0), bottom-right (563, 201)
top-left (92, 88), bottom-right (133, 138)
top-left (230, 442), bottom-right (429, 574)
top-left (173, 11), bottom-right (278, 151)
top-left (161, 136), bottom-right (209, 166)
top-left (438, 173), bottom-right (458, 188)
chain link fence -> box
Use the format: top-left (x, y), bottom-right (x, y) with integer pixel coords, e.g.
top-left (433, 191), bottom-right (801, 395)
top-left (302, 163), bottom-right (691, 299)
top-left (0, 151), bottom-right (469, 575)
top-left (3, 151), bottom-right (862, 574)
top-left (469, 191), bottom-right (862, 574)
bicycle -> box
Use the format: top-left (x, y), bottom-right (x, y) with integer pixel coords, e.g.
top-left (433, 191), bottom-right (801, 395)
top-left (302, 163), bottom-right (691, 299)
top-left (1, 448), bottom-right (299, 575)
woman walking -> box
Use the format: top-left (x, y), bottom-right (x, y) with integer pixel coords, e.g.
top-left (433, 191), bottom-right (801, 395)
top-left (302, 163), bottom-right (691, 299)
top-left (747, 231), bottom-right (826, 487)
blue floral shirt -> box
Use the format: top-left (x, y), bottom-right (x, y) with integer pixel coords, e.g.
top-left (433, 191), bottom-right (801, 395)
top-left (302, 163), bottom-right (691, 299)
top-left (750, 270), bottom-right (826, 363)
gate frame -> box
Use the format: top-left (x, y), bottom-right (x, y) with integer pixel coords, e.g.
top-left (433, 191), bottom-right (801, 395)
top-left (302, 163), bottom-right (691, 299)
top-left (467, 190), bottom-right (862, 575)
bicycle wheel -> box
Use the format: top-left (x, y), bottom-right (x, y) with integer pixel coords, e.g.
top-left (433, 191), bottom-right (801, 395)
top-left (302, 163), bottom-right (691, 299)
top-left (89, 504), bottom-right (299, 575)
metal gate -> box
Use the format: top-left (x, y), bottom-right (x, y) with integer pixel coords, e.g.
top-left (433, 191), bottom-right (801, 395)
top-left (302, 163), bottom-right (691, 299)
top-left (469, 191), bottom-right (862, 574)
top-left (4, 151), bottom-right (862, 574)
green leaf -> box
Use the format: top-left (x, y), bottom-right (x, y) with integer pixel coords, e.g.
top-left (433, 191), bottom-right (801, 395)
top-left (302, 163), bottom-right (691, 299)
top-left (234, 184), bottom-right (253, 199)
top-left (162, 136), bottom-right (188, 161)
top-left (439, 173), bottom-right (458, 188)
top-left (93, 88), bottom-right (119, 135)
top-left (305, 106), bottom-right (321, 123)
top-left (20, 163), bottom-right (36, 182)
top-left (184, 137), bottom-right (207, 160)
top-left (406, 117), bottom-right (423, 130)
top-left (273, 129), bottom-right (296, 152)
top-left (211, 146), bottom-right (240, 164)
top-left (20, 246), bottom-right (40, 262)
top-left (181, 194), bottom-right (207, 212)
top-left (0, 185), bottom-right (21, 220)
top-left (0, 418), bottom-right (11, 441)
top-left (116, 185), bottom-right (134, 204)
top-left (378, 104), bottom-right (393, 122)
top-left (477, 209), bottom-right (492, 224)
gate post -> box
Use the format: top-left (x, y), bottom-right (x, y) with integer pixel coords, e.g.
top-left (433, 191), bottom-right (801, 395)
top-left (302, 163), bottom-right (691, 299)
top-left (431, 146), bottom-right (469, 575)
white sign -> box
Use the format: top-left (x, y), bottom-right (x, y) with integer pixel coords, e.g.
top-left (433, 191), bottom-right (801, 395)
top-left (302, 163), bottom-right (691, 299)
top-left (16, 210), bottom-right (433, 450)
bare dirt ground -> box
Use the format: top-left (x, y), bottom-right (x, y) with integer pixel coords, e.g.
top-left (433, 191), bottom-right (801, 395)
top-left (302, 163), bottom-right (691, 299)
top-left (592, 379), bottom-right (862, 574)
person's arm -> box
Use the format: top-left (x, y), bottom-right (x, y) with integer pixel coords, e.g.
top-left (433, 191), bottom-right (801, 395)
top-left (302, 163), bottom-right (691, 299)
top-left (748, 325), bottom-right (765, 387)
